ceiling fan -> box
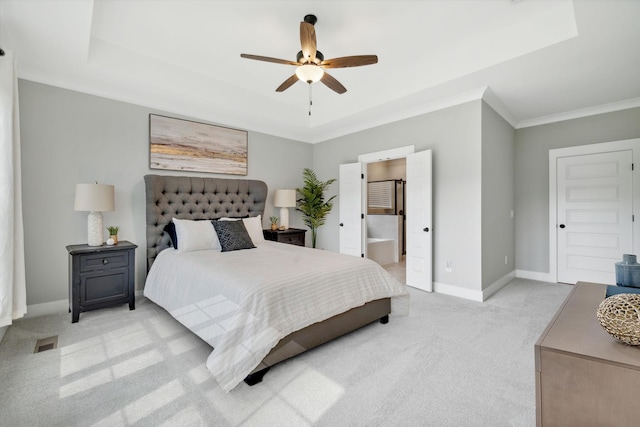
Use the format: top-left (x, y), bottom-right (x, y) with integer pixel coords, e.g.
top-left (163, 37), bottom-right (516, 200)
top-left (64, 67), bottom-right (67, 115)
top-left (240, 14), bottom-right (378, 95)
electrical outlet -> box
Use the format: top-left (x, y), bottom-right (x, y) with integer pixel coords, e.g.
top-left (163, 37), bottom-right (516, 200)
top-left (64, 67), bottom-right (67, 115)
top-left (446, 261), bottom-right (452, 272)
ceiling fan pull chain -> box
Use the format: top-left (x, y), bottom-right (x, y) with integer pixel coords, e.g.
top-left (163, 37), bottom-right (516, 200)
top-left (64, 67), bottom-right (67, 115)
top-left (308, 83), bottom-right (313, 116)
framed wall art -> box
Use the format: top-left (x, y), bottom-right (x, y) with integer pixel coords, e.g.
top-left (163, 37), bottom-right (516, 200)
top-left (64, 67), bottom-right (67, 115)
top-left (149, 114), bottom-right (248, 175)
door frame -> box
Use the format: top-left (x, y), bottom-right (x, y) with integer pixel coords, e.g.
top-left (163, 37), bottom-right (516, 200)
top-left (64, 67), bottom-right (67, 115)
top-left (549, 138), bottom-right (640, 283)
top-left (358, 146), bottom-right (416, 258)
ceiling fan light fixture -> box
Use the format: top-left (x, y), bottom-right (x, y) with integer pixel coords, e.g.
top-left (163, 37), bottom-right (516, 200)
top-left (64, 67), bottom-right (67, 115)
top-left (295, 64), bottom-right (324, 83)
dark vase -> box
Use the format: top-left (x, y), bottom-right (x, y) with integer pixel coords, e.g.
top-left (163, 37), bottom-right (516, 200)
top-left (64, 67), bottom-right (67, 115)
top-left (615, 254), bottom-right (640, 288)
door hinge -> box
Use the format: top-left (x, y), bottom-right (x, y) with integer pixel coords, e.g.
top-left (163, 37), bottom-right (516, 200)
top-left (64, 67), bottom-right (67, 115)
top-left (361, 254), bottom-right (364, 258)
top-left (361, 213), bottom-right (364, 219)
top-left (361, 173), bottom-right (364, 179)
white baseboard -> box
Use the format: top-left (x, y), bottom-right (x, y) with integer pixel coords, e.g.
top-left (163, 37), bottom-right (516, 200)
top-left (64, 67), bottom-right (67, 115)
top-left (432, 271), bottom-right (516, 302)
top-left (433, 282), bottom-right (484, 302)
top-left (516, 269), bottom-right (553, 283)
top-left (24, 290), bottom-right (145, 319)
top-left (482, 271), bottom-right (516, 301)
top-left (25, 299), bottom-right (69, 318)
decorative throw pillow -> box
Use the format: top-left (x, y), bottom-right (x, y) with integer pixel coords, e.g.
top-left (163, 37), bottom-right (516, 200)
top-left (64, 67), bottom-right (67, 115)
top-left (172, 218), bottom-right (221, 252)
top-left (213, 220), bottom-right (256, 252)
top-left (243, 215), bottom-right (265, 246)
top-left (163, 222), bottom-right (178, 249)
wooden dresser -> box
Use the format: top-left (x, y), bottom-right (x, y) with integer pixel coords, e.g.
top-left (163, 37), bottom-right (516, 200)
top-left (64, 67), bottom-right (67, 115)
top-left (535, 281), bottom-right (640, 426)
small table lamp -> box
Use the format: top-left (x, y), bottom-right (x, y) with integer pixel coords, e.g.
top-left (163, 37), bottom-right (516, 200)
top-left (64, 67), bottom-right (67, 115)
top-left (273, 189), bottom-right (296, 230)
top-left (74, 183), bottom-right (115, 246)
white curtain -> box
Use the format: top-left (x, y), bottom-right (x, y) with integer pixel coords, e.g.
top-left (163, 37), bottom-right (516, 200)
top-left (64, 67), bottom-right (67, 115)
top-left (0, 50), bottom-right (27, 327)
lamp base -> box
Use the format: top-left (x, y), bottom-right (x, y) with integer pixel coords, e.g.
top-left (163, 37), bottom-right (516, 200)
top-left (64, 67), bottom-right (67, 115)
top-left (279, 207), bottom-right (290, 230)
top-left (87, 211), bottom-right (104, 246)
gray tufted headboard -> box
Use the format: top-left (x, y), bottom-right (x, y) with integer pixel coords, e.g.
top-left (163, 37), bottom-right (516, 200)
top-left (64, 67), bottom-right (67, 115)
top-left (144, 174), bottom-right (268, 272)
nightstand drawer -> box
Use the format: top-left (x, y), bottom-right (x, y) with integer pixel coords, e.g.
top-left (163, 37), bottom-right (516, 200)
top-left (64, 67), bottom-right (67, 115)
top-left (263, 228), bottom-right (306, 247)
top-left (80, 251), bottom-right (129, 273)
top-left (279, 233), bottom-right (304, 246)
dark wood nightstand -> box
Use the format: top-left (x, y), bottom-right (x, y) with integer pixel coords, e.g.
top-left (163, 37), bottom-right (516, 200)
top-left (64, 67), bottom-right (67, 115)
top-left (66, 240), bottom-right (137, 323)
top-left (263, 228), bottom-right (306, 246)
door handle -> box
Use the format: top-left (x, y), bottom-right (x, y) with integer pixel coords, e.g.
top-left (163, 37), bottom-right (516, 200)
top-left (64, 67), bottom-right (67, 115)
top-left (423, 227), bottom-right (429, 232)
top-left (339, 223), bottom-right (344, 227)
top-left (559, 224), bottom-right (566, 229)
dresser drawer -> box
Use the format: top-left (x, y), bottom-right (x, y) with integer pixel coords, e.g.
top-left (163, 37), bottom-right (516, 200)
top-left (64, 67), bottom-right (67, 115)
top-left (79, 251), bottom-right (129, 273)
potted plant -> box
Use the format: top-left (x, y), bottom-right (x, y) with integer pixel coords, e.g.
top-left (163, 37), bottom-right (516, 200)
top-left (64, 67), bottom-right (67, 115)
top-left (296, 168), bottom-right (336, 248)
top-left (107, 225), bottom-right (120, 245)
top-left (269, 216), bottom-right (279, 231)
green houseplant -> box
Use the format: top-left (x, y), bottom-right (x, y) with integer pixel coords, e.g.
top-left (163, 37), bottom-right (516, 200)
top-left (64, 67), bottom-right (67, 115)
top-left (296, 168), bottom-right (336, 248)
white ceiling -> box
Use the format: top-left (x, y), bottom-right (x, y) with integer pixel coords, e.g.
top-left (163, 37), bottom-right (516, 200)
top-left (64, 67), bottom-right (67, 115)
top-left (1, 0), bottom-right (639, 143)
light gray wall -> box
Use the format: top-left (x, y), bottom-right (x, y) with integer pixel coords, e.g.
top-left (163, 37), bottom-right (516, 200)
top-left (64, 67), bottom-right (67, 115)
top-left (312, 101), bottom-right (483, 291)
top-left (19, 79), bottom-right (312, 306)
top-left (481, 102), bottom-right (515, 288)
top-left (515, 107), bottom-right (640, 274)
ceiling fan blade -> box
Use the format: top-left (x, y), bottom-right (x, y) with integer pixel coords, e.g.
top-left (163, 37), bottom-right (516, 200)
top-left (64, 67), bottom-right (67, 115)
top-left (300, 21), bottom-right (317, 63)
top-left (320, 72), bottom-right (347, 94)
top-left (321, 55), bottom-right (378, 68)
top-left (276, 74), bottom-right (299, 92)
top-left (240, 54), bottom-right (299, 66)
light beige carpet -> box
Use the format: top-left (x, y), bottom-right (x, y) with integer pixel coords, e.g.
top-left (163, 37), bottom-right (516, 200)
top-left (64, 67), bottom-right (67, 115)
top-left (0, 279), bottom-right (570, 426)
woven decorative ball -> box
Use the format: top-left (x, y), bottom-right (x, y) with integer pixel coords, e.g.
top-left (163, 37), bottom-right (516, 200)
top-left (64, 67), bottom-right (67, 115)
top-left (596, 293), bottom-right (640, 345)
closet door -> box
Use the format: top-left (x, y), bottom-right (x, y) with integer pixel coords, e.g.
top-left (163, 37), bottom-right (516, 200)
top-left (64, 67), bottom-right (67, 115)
top-left (557, 150), bottom-right (632, 284)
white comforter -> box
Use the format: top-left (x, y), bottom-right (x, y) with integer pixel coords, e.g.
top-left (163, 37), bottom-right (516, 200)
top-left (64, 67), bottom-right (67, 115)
top-left (144, 241), bottom-right (409, 391)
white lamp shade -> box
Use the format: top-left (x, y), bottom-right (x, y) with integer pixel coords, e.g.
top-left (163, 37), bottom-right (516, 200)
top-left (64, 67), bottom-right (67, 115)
top-left (74, 183), bottom-right (115, 212)
top-left (273, 189), bottom-right (296, 207)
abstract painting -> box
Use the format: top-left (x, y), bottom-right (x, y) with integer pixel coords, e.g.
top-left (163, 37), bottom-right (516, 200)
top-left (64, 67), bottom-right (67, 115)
top-left (149, 114), bottom-right (248, 175)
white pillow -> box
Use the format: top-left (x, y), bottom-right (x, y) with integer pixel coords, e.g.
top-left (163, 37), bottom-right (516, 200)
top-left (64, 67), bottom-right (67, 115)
top-left (243, 215), bottom-right (265, 246)
top-left (172, 218), bottom-right (221, 252)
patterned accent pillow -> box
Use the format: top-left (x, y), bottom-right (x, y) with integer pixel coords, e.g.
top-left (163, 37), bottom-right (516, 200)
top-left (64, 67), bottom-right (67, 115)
top-left (213, 220), bottom-right (256, 252)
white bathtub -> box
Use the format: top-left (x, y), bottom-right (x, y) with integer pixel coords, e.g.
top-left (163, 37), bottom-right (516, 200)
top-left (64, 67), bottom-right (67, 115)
top-left (367, 238), bottom-right (397, 266)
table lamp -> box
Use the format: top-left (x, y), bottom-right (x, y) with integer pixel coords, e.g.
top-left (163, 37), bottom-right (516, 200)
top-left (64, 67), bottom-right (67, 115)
top-left (273, 189), bottom-right (296, 230)
top-left (74, 183), bottom-right (115, 246)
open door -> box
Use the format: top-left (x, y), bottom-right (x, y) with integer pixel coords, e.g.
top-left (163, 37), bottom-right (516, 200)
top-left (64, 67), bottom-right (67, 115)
top-left (339, 162), bottom-right (364, 257)
top-left (406, 150), bottom-right (432, 291)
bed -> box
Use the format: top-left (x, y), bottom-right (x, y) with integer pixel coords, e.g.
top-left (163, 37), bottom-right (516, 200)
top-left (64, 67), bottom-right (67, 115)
top-left (143, 174), bottom-right (409, 391)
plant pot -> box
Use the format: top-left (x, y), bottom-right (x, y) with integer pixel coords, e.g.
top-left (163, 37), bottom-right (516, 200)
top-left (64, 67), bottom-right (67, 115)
top-left (109, 235), bottom-right (118, 245)
top-left (270, 224), bottom-right (278, 231)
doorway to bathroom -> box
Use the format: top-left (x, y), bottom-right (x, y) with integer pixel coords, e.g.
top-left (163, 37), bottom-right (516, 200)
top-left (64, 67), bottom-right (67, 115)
top-left (339, 146), bottom-right (432, 291)
top-left (366, 159), bottom-right (406, 278)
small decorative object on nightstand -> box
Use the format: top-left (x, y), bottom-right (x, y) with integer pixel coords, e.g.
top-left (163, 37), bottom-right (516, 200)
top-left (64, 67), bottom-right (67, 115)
top-left (263, 228), bottom-right (306, 247)
top-left (66, 240), bottom-right (137, 323)
top-left (269, 216), bottom-right (279, 231)
top-left (106, 225), bottom-right (120, 245)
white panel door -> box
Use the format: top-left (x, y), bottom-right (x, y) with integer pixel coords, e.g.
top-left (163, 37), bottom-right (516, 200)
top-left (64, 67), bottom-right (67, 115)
top-left (339, 162), bottom-right (364, 257)
top-left (406, 150), bottom-right (432, 291)
top-left (557, 150), bottom-right (633, 284)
